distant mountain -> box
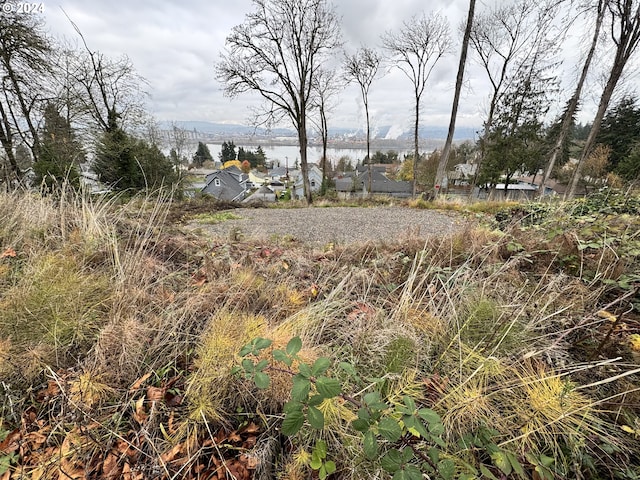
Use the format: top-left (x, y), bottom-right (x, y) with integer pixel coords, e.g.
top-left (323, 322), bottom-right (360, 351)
top-left (162, 121), bottom-right (479, 142)
top-left (162, 121), bottom-right (294, 137)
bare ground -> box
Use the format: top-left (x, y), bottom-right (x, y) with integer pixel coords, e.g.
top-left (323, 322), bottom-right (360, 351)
top-left (188, 206), bottom-right (468, 245)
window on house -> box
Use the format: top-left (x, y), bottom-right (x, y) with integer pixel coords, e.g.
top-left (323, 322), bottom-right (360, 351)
top-left (311, 180), bottom-right (316, 187)
top-left (214, 178), bottom-right (221, 187)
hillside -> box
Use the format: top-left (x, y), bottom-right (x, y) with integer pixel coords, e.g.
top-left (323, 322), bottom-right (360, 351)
top-left (1, 190), bottom-right (639, 480)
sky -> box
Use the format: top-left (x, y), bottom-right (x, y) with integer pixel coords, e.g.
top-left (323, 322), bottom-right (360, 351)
top-left (36, 0), bottom-right (621, 135)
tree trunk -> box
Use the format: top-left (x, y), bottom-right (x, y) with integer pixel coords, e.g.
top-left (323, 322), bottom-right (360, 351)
top-left (538, 0), bottom-right (605, 198)
top-left (0, 100), bottom-right (20, 181)
top-left (2, 56), bottom-right (40, 161)
top-left (568, 62), bottom-right (627, 198)
top-left (568, 0), bottom-right (640, 198)
top-left (412, 98), bottom-right (420, 198)
top-left (298, 113), bottom-right (312, 204)
top-left (365, 98), bottom-right (372, 196)
top-left (435, 0), bottom-right (476, 195)
top-left (320, 102), bottom-right (328, 190)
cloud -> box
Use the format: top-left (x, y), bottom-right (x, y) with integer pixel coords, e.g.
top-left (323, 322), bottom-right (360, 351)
top-left (40, 0), bottom-right (603, 132)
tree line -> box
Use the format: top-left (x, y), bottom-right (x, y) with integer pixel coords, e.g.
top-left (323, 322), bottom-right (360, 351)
top-left (217, 0), bottom-right (640, 202)
top-left (2, 0), bottom-right (640, 200)
top-left (0, 2), bottom-right (179, 193)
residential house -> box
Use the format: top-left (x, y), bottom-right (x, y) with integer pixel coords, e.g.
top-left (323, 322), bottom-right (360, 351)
top-left (247, 170), bottom-right (267, 188)
top-left (448, 163), bottom-right (478, 186)
top-left (485, 182), bottom-right (538, 201)
top-left (243, 184), bottom-right (277, 204)
top-left (201, 167), bottom-right (249, 202)
top-left (293, 164), bottom-right (323, 198)
top-left (335, 168), bottom-right (412, 199)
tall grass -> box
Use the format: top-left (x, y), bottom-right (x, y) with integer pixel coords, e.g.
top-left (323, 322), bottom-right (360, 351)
top-left (1, 190), bottom-right (638, 479)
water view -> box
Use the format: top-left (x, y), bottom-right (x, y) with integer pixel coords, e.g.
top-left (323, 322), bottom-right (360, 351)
top-left (206, 143), bottom-right (413, 168)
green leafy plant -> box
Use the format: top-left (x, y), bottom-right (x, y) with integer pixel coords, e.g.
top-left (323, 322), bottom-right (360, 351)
top-left (235, 336), bottom-right (527, 480)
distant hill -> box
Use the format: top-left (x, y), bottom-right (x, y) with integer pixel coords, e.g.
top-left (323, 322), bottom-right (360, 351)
top-left (163, 121), bottom-right (479, 142)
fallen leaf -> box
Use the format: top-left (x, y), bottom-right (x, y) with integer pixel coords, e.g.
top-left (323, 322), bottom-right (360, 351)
top-left (36, 380), bottom-right (61, 402)
top-left (133, 397), bottom-right (147, 424)
top-left (168, 411), bottom-right (177, 435)
top-left (239, 422), bottom-right (260, 435)
top-left (0, 428), bottom-right (21, 454)
top-left (25, 430), bottom-right (48, 449)
top-left (102, 452), bottom-right (121, 480)
top-left (165, 392), bottom-right (183, 407)
top-left (146, 386), bottom-right (165, 402)
top-left (160, 443), bottom-right (183, 463)
top-left (597, 310), bottom-right (617, 322)
top-left (129, 373), bottom-right (152, 392)
top-left (0, 247), bottom-right (16, 259)
top-left (239, 454), bottom-right (259, 470)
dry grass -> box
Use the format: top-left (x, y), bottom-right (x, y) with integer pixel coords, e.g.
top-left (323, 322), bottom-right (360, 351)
top-left (1, 190), bottom-right (639, 479)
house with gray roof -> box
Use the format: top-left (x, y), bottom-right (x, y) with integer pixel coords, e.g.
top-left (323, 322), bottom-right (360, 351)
top-left (335, 169), bottom-right (412, 198)
top-left (293, 164), bottom-right (323, 199)
top-left (243, 184), bottom-right (277, 203)
top-left (201, 168), bottom-right (249, 202)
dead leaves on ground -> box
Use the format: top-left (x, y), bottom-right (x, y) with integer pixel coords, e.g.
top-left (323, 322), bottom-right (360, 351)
top-left (1, 372), bottom-right (262, 480)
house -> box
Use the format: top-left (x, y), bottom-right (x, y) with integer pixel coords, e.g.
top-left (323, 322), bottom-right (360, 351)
top-left (485, 182), bottom-right (538, 201)
top-left (448, 163), bottom-right (478, 185)
top-left (293, 164), bottom-right (323, 198)
top-left (248, 170), bottom-right (268, 188)
top-left (335, 168), bottom-right (412, 199)
top-left (243, 184), bottom-right (277, 204)
top-left (201, 167), bottom-right (249, 202)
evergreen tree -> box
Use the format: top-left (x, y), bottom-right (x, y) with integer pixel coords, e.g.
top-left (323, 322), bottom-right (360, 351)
top-left (94, 127), bottom-right (177, 192)
top-left (479, 67), bottom-right (550, 190)
top-left (544, 102), bottom-right (576, 171)
top-left (255, 145), bottom-right (266, 167)
top-left (193, 141), bottom-right (213, 167)
top-left (237, 145), bottom-right (267, 168)
top-left (596, 96), bottom-right (640, 171)
top-left (218, 140), bottom-right (237, 163)
top-left (33, 104), bottom-right (83, 191)
top-left (617, 143), bottom-right (640, 181)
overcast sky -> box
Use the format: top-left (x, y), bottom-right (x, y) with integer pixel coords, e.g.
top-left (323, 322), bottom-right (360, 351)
top-left (39, 0), bottom-right (624, 134)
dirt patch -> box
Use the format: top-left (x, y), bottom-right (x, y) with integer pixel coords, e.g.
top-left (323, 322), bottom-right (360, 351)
top-left (187, 206), bottom-right (468, 245)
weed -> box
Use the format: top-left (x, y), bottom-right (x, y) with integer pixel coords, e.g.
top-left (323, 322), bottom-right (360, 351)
top-left (191, 211), bottom-right (242, 224)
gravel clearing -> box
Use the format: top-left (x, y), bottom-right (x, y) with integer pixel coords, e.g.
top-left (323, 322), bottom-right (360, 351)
top-left (191, 206), bottom-right (468, 245)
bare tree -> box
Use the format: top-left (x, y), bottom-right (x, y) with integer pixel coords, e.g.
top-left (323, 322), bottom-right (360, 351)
top-left (216, 0), bottom-right (342, 204)
top-left (62, 13), bottom-right (148, 135)
top-left (468, 0), bottom-right (560, 192)
top-left (310, 68), bottom-right (342, 191)
top-left (170, 121), bottom-right (189, 165)
top-left (568, 0), bottom-right (640, 198)
top-left (343, 47), bottom-right (381, 195)
top-left (539, 0), bottom-right (608, 197)
top-left (0, 5), bottom-right (52, 182)
top-left (434, 0), bottom-right (476, 195)
top-left (382, 13), bottom-right (451, 197)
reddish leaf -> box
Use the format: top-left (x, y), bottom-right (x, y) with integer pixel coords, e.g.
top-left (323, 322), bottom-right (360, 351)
top-left (0, 428), bottom-right (20, 454)
top-left (36, 380), bottom-right (61, 402)
top-left (146, 386), bottom-right (165, 402)
top-left (239, 422), bottom-right (260, 435)
top-left (160, 443), bottom-right (183, 463)
top-left (0, 247), bottom-right (16, 258)
top-left (102, 452), bottom-right (122, 480)
top-left (165, 392), bottom-right (183, 407)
